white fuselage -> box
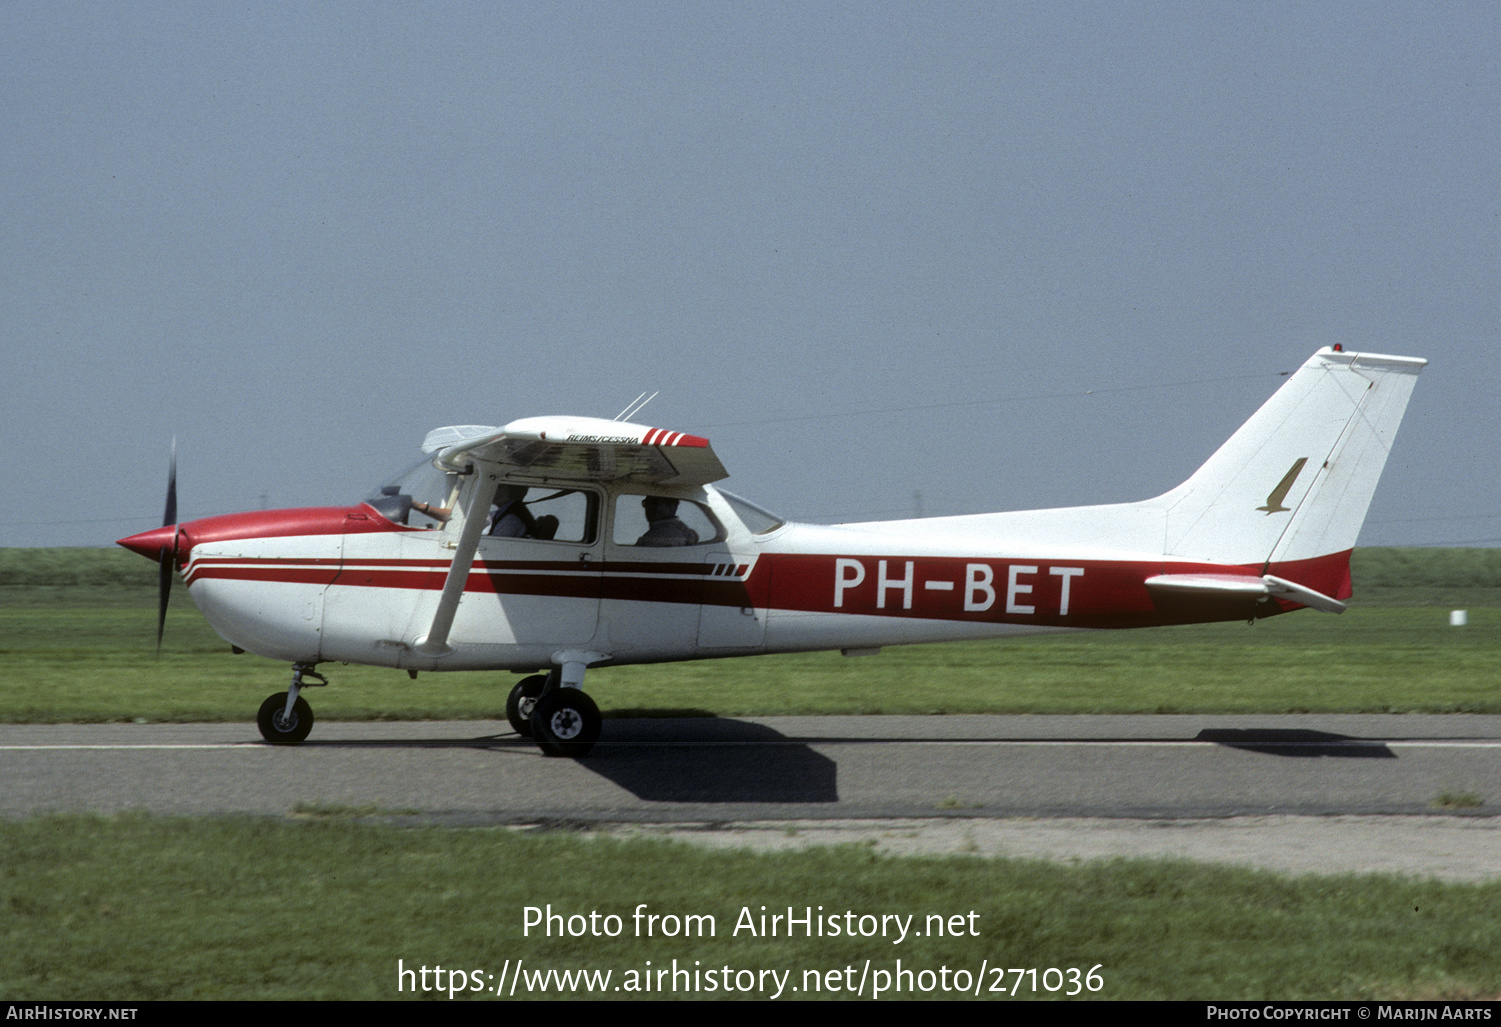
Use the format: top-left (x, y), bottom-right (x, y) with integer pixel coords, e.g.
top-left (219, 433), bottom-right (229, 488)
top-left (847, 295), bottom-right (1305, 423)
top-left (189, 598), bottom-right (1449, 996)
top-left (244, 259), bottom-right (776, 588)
top-left (177, 482), bottom-right (1316, 673)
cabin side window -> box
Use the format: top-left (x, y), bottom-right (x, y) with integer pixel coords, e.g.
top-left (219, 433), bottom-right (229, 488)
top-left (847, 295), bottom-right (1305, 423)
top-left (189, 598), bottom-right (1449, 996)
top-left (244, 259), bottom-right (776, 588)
top-left (489, 485), bottom-right (598, 544)
top-left (611, 494), bottom-right (722, 547)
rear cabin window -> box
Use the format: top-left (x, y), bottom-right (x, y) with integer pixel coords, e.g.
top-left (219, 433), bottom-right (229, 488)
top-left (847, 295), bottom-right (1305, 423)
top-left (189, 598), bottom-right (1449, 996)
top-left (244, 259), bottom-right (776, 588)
top-left (611, 495), bottom-right (722, 547)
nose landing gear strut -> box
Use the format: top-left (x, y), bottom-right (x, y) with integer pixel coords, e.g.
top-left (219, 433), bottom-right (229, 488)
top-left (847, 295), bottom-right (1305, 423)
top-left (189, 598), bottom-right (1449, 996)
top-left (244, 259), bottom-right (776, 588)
top-left (257, 663), bottom-right (326, 745)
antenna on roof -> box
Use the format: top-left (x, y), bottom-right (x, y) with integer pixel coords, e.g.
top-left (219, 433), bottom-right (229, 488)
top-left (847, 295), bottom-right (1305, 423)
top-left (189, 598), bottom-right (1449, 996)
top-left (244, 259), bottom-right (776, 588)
top-left (614, 391), bottom-right (659, 422)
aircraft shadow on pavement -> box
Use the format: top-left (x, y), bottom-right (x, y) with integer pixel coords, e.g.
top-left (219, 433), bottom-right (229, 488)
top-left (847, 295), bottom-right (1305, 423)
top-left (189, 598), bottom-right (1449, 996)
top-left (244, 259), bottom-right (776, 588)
top-left (296, 718), bottom-right (838, 804)
top-left (1196, 728), bottom-right (1397, 759)
top-left (581, 717), bottom-right (839, 804)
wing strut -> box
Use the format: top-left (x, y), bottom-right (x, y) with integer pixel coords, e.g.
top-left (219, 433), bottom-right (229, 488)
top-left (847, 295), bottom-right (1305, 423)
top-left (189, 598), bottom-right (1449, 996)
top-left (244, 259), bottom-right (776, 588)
top-left (414, 466), bottom-right (497, 656)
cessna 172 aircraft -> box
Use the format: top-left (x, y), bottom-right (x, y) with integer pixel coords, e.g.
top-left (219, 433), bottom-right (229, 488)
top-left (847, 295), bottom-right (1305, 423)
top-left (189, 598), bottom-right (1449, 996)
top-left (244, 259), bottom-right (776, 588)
top-left (119, 346), bottom-right (1424, 756)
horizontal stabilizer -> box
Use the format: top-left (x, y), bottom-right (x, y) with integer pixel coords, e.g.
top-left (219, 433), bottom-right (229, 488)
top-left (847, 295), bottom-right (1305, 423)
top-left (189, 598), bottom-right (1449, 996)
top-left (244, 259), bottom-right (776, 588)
top-left (1144, 573), bottom-right (1346, 614)
top-left (1262, 574), bottom-right (1348, 614)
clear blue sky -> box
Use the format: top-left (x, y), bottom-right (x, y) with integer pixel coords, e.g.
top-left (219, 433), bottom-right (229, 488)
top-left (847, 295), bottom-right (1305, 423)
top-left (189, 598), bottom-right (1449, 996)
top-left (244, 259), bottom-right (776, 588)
top-left (3, 2), bottom-right (1496, 548)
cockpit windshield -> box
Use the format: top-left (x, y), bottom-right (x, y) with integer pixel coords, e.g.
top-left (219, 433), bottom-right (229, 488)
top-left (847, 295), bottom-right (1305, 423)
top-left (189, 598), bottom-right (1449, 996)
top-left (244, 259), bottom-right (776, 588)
top-left (364, 456), bottom-right (461, 528)
top-left (717, 489), bottom-right (786, 535)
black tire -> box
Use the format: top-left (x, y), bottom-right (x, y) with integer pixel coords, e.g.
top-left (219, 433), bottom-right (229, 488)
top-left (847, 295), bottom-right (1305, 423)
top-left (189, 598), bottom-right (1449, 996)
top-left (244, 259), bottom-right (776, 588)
top-left (505, 674), bottom-right (548, 737)
top-left (257, 692), bottom-right (314, 746)
top-left (529, 688), bottom-right (601, 758)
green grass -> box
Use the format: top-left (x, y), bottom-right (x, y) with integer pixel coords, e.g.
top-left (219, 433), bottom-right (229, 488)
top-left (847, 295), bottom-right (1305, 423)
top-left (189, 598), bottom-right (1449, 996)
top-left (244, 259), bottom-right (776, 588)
top-left (2, 815), bottom-right (1498, 1001)
top-left (1, 594), bottom-right (1498, 722)
top-left (2, 546), bottom-right (1498, 722)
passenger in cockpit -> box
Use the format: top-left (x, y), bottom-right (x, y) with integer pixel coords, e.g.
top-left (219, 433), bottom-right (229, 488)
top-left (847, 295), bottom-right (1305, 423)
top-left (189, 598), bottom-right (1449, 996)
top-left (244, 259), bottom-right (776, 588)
top-left (635, 496), bottom-right (699, 547)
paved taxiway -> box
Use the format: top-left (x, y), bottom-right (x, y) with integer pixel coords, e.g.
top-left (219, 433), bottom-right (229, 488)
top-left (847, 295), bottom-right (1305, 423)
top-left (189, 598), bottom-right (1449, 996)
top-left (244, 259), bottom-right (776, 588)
top-left (4, 714), bottom-right (1498, 878)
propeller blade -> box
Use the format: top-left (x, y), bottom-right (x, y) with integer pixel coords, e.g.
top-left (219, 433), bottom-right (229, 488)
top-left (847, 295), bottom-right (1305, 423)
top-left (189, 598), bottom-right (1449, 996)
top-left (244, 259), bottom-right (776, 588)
top-left (156, 544), bottom-right (173, 657)
top-left (156, 440), bottom-right (178, 657)
top-left (162, 439), bottom-right (177, 529)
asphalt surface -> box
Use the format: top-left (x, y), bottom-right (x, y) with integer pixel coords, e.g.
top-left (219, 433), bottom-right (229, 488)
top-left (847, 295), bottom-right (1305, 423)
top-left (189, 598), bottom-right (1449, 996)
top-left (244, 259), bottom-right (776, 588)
top-left (4, 714), bottom-right (1499, 878)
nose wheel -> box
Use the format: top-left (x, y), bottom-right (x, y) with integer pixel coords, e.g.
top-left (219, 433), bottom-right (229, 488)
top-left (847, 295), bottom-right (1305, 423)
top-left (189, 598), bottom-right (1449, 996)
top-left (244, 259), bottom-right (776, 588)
top-left (257, 664), bottom-right (325, 745)
top-left (257, 692), bottom-right (314, 745)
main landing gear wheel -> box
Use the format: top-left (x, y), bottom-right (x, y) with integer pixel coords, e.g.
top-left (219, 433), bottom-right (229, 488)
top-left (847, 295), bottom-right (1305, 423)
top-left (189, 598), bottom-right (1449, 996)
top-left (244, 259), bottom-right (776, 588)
top-left (257, 692), bottom-right (314, 746)
top-left (529, 688), bottom-right (601, 758)
top-left (506, 674), bottom-right (548, 737)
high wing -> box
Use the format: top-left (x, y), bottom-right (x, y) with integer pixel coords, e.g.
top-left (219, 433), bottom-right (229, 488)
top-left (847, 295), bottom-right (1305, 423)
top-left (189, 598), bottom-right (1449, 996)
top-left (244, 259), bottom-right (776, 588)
top-left (421, 416), bottom-right (728, 486)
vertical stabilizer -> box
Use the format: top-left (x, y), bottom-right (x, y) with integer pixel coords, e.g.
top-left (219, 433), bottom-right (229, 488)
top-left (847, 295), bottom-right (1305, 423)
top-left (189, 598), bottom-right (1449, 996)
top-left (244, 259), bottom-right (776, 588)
top-left (1157, 348), bottom-right (1425, 579)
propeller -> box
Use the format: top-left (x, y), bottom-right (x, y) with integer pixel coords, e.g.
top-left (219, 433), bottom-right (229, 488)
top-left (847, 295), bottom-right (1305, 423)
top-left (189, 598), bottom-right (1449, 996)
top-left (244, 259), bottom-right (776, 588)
top-left (156, 440), bottom-right (179, 657)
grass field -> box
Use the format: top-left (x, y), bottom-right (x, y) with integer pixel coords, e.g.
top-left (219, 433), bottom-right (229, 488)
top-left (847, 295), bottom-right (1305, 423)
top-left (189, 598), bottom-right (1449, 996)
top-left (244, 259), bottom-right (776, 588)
top-left (2, 815), bottom-right (1499, 1001)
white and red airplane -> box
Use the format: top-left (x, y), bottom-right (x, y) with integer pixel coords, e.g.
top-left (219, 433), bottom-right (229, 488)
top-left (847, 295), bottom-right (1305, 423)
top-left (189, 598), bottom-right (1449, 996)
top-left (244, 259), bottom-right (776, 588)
top-left (119, 346), bottom-right (1424, 755)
